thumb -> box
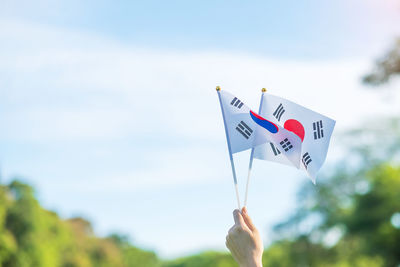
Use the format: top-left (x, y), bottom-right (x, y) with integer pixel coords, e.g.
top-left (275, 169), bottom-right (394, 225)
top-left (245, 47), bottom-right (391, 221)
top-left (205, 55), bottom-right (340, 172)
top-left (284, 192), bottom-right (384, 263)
top-left (241, 207), bottom-right (256, 231)
top-left (233, 209), bottom-right (245, 227)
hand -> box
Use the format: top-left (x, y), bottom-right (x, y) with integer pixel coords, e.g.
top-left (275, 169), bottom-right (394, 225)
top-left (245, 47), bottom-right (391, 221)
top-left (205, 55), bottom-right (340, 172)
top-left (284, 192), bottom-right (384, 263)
top-left (225, 207), bottom-right (263, 267)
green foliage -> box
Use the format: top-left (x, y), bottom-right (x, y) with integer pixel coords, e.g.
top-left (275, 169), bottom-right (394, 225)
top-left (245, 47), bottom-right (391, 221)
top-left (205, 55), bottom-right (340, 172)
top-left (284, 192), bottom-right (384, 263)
top-left (363, 38), bottom-right (400, 86)
top-left (110, 234), bottom-right (161, 267)
top-left (0, 180), bottom-right (160, 267)
top-left (162, 251), bottom-right (236, 267)
top-left (265, 118), bottom-right (400, 267)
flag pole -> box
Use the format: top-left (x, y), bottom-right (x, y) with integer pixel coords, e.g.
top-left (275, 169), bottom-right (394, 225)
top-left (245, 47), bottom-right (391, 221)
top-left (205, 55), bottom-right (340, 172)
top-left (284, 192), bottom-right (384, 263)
top-left (244, 88), bottom-right (266, 207)
top-left (216, 86), bottom-right (241, 210)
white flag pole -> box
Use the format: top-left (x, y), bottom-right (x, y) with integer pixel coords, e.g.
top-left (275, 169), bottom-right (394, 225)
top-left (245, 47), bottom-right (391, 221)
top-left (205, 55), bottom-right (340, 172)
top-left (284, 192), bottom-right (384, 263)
top-left (244, 88), bottom-right (266, 207)
top-left (216, 86), bottom-right (241, 210)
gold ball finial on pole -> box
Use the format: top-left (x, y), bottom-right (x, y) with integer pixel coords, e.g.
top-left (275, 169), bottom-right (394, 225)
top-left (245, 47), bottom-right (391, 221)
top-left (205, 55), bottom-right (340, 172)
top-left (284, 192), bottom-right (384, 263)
top-left (262, 88), bottom-right (267, 92)
top-left (216, 86), bottom-right (221, 91)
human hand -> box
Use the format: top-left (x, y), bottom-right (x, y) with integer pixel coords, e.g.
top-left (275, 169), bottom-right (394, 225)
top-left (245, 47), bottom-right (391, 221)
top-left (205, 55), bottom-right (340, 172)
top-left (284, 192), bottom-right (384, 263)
top-left (225, 207), bottom-right (263, 267)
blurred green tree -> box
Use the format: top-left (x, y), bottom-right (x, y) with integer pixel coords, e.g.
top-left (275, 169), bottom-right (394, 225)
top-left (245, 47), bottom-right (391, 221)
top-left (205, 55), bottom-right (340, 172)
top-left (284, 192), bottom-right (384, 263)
top-left (109, 234), bottom-right (161, 267)
top-left (268, 118), bottom-right (400, 267)
top-left (162, 251), bottom-right (236, 267)
top-left (0, 180), bottom-right (161, 267)
top-left (363, 39), bottom-right (400, 86)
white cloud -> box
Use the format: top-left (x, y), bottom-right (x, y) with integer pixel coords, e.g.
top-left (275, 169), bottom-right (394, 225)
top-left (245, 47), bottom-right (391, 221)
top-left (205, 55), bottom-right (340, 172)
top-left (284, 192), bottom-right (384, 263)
top-left (59, 145), bottom-right (228, 193)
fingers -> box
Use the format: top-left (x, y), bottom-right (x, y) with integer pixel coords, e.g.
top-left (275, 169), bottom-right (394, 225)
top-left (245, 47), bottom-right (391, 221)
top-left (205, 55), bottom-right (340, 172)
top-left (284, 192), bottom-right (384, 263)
top-left (233, 209), bottom-right (245, 227)
top-left (225, 234), bottom-right (230, 248)
top-left (225, 234), bottom-right (239, 263)
top-left (225, 234), bottom-right (234, 253)
top-left (241, 207), bottom-right (256, 231)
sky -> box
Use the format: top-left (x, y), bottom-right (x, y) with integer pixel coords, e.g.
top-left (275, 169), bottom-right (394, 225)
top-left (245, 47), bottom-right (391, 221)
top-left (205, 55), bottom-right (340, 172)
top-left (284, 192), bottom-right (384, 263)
top-left (1, 0), bottom-right (400, 259)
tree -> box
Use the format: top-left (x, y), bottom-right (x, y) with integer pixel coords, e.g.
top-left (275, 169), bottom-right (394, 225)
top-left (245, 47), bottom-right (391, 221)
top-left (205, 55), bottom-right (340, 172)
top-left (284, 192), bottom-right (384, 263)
top-left (0, 180), bottom-right (161, 267)
top-left (363, 39), bottom-right (400, 86)
top-left (162, 251), bottom-right (236, 267)
top-left (268, 117), bottom-right (400, 267)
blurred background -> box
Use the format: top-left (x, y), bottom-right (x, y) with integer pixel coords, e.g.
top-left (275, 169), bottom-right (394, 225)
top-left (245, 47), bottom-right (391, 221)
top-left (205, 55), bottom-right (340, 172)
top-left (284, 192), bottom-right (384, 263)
top-left (0, 0), bottom-right (400, 266)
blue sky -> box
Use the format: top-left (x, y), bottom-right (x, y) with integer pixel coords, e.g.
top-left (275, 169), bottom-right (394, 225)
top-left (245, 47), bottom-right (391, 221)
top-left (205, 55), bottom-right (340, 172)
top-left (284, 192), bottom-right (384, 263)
top-left (1, 0), bottom-right (400, 258)
top-left (2, 0), bottom-right (400, 59)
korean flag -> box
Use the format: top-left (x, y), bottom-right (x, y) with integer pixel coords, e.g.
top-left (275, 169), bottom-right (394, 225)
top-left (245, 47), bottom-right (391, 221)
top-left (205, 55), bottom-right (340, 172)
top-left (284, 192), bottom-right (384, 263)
top-left (253, 93), bottom-right (335, 183)
top-left (218, 90), bottom-right (302, 167)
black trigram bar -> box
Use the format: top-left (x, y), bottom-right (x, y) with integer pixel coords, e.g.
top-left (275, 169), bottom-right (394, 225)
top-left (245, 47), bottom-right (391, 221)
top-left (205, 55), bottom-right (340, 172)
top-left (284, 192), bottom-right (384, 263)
top-left (270, 142), bottom-right (281, 156)
top-left (230, 97), bottom-right (244, 109)
top-left (279, 138), bottom-right (293, 152)
top-left (273, 103), bottom-right (285, 121)
top-left (236, 121), bottom-right (253, 139)
top-left (302, 152), bottom-right (312, 169)
top-left (313, 120), bottom-right (324, 139)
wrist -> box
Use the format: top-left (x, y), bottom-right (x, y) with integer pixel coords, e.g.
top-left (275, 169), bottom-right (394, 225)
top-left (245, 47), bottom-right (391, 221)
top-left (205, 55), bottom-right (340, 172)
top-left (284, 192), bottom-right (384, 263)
top-left (240, 258), bottom-right (263, 267)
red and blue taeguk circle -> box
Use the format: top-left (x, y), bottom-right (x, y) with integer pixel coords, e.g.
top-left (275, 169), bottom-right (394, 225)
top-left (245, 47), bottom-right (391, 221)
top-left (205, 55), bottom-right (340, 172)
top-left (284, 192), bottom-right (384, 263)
top-left (249, 111), bottom-right (279, 134)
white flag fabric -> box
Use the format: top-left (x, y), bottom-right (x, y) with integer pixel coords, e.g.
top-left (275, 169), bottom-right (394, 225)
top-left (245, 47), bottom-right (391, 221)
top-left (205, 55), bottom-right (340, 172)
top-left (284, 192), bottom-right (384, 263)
top-left (218, 90), bottom-right (302, 167)
top-left (253, 93), bottom-right (336, 183)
